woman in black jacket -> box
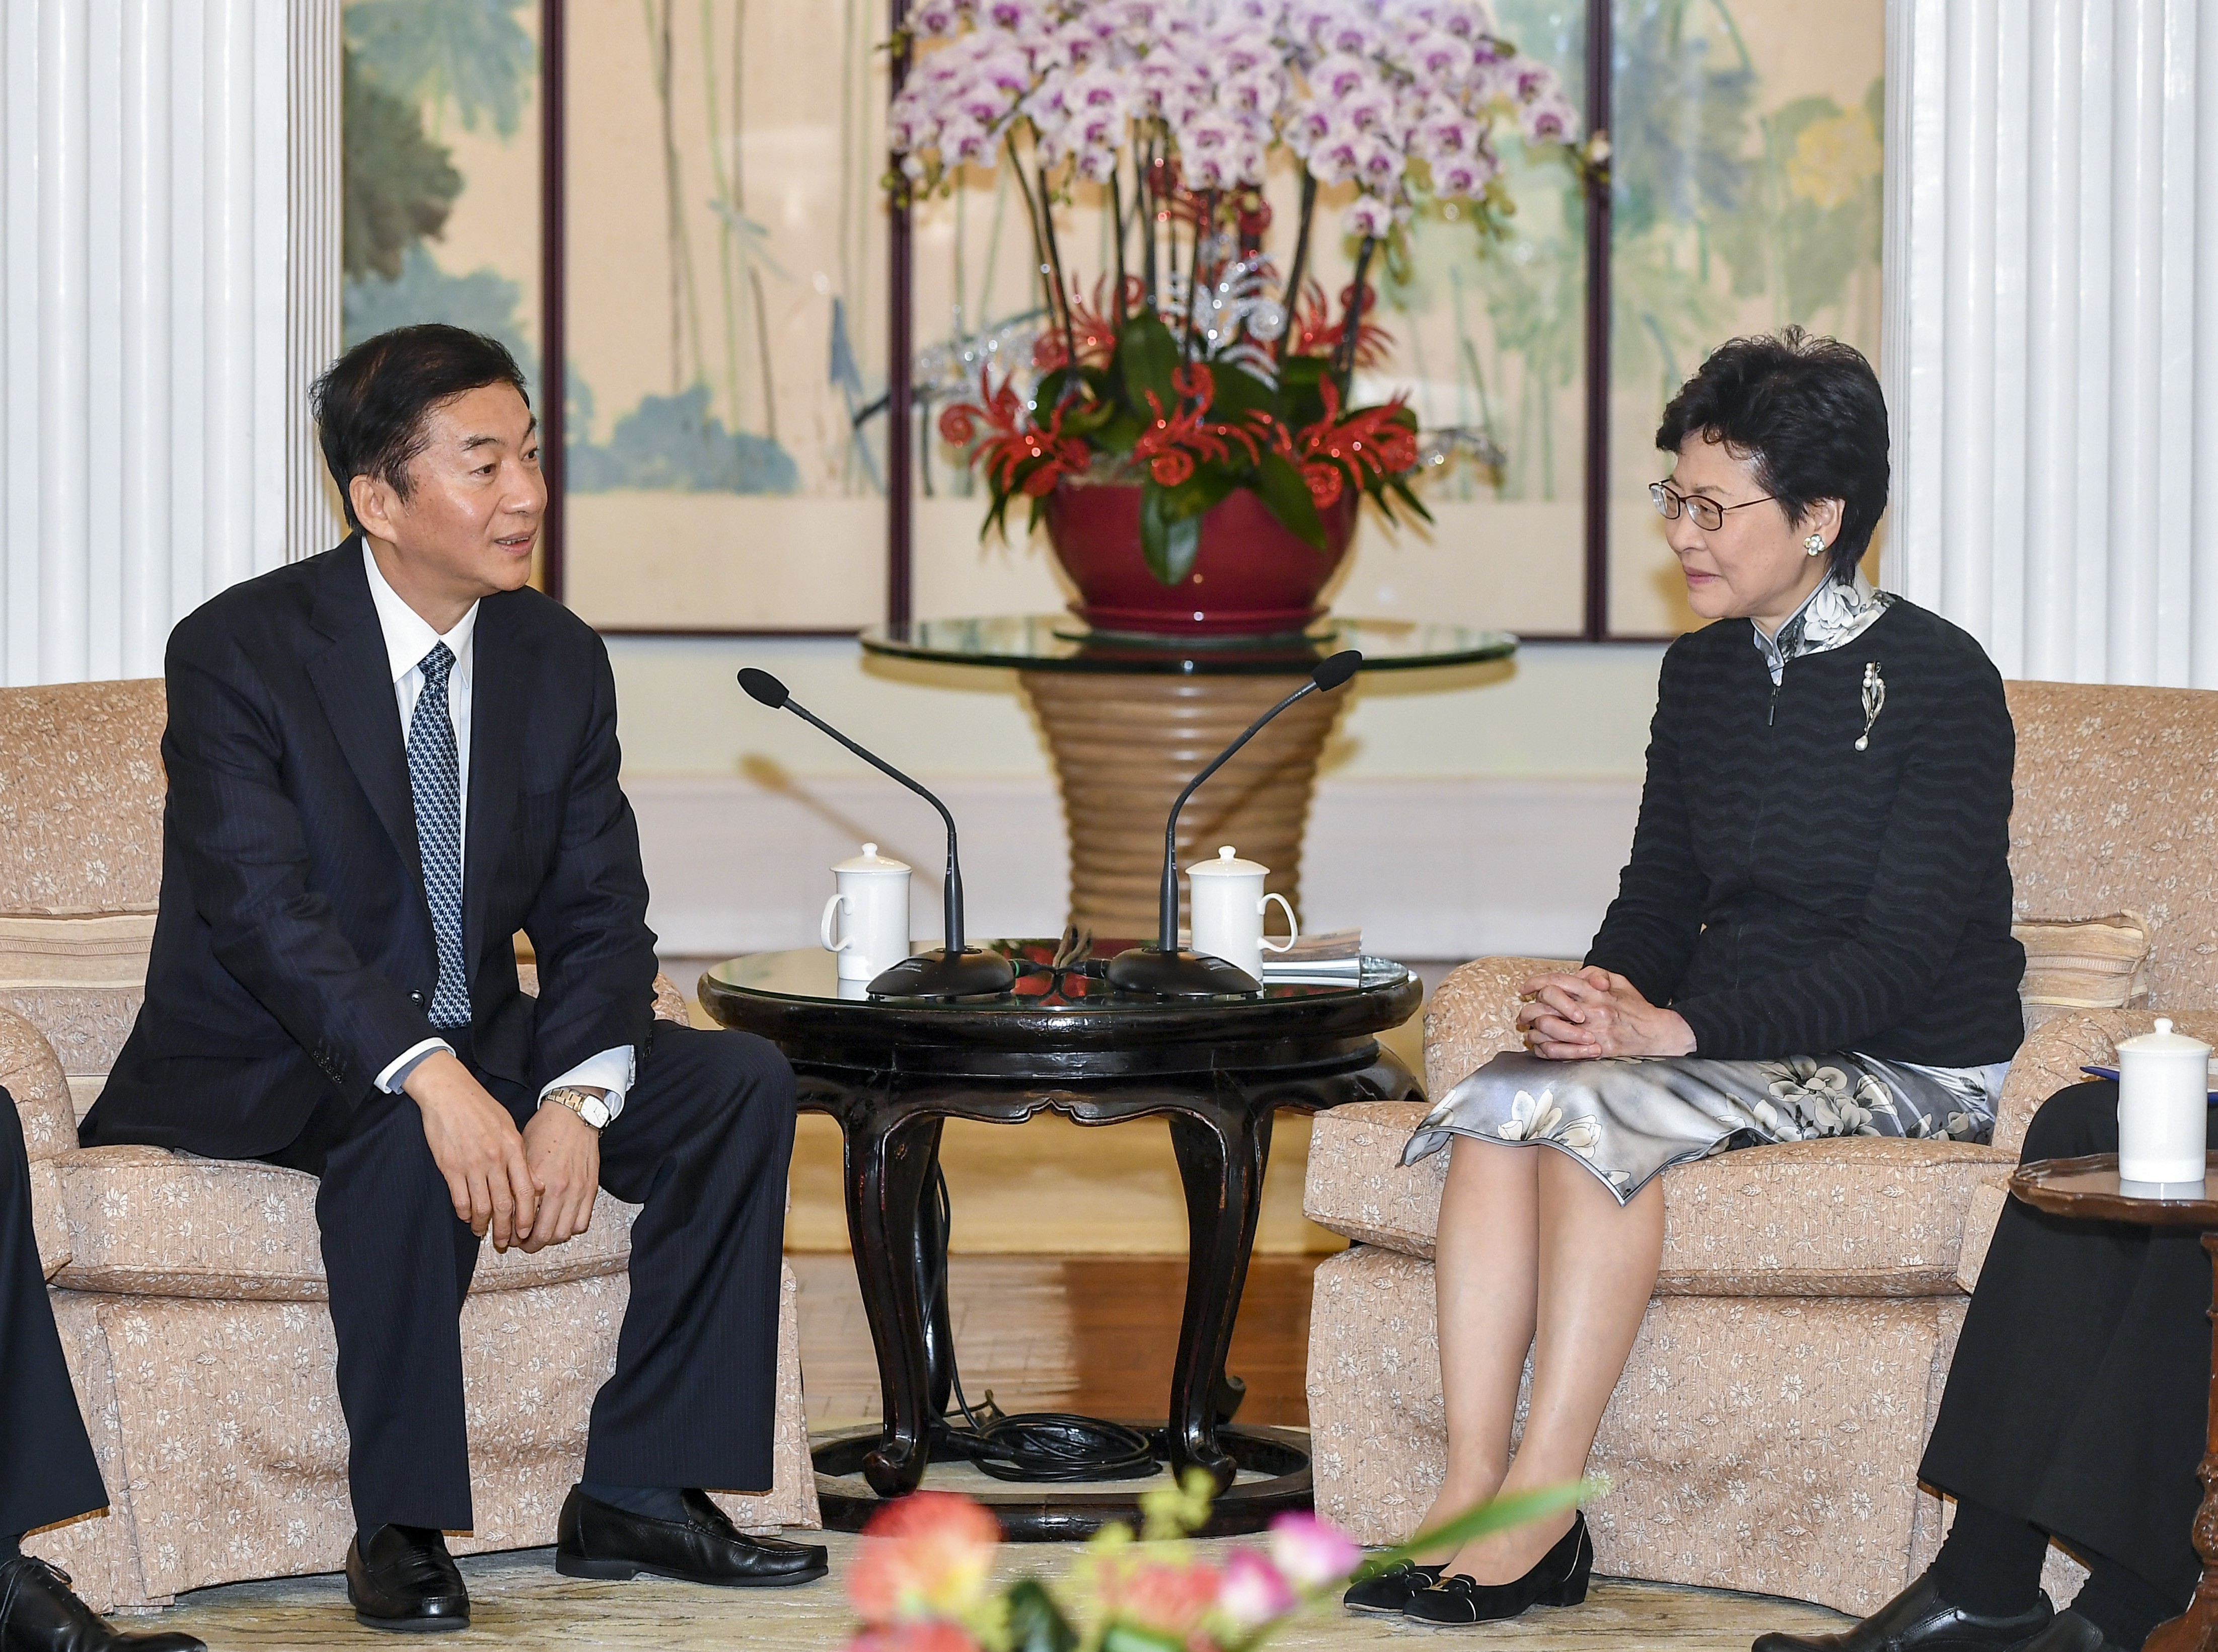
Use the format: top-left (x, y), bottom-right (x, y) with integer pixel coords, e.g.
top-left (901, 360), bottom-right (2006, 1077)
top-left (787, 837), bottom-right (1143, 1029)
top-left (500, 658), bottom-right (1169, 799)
top-left (1354, 330), bottom-right (2025, 1627)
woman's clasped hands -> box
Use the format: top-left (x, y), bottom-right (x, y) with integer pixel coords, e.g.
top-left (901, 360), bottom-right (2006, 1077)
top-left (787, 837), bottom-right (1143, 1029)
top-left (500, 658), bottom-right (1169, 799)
top-left (1517, 966), bottom-right (1697, 1060)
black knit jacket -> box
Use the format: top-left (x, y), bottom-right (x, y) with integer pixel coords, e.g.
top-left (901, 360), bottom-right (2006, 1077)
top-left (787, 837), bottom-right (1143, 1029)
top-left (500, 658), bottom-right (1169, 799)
top-left (1585, 597), bottom-right (2025, 1066)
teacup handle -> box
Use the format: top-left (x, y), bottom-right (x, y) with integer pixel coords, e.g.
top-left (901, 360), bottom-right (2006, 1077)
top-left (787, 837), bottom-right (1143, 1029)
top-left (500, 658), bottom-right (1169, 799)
top-left (1259, 891), bottom-right (1299, 954)
top-left (820, 891), bottom-right (853, 952)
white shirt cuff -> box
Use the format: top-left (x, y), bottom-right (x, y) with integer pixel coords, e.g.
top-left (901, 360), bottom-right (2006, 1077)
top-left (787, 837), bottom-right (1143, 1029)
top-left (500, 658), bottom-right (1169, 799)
top-left (378, 1038), bottom-right (455, 1094)
top-left (540, 1045), bottom-right (636, 1121)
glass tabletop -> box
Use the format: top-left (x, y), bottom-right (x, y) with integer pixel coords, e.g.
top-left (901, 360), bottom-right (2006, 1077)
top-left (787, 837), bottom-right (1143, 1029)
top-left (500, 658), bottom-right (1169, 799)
top-left (702, 939), bottom-right (1415, 1012)
top-left (857, 615), bottom-right (1516, 676)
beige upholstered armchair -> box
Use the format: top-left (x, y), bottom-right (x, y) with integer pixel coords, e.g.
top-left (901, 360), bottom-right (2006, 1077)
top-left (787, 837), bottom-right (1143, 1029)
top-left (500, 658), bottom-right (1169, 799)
top-left (1302, 680), bottom-right (2218, 1615)
top-left (2, 680), bottom-right (817, 1612)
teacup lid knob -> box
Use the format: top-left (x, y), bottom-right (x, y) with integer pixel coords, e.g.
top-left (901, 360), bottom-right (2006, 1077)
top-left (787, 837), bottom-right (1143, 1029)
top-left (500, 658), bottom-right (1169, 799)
top-left (1219, 845), bottom-right (1236, 860)
top-left (863, 843), bottom-right (877, 858)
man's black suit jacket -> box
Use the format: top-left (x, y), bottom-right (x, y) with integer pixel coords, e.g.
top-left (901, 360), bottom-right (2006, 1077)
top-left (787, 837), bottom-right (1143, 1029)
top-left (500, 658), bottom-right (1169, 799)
top-left (83, 538), bottom-right (660, 1160)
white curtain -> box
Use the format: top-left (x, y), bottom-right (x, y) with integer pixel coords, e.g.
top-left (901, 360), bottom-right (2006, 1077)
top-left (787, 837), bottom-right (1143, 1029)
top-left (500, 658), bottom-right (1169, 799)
top-left (0, 0), bottom-right (342, 687)
top-left (1881, 0), bottom-right (2218, 687)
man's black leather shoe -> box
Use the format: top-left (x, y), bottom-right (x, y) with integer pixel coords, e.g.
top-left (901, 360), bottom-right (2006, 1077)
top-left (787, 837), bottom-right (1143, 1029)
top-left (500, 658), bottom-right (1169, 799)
top-left (0, 1554), bottom-right (205, 1651)
top-left (2014, 1611), bottom-right (2131, 1652)
top-left (555, 1487), bottom-right (829, 1587)
top-left (344, 1526), bottom-right (470, 1633)
top-left (1752, 1572), bottom-right (2053, 1652)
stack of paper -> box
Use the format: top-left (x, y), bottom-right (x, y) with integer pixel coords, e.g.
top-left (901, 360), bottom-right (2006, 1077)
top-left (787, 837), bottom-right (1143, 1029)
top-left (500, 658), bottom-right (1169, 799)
top-left (1261, 928), bottom-right (1364, 980)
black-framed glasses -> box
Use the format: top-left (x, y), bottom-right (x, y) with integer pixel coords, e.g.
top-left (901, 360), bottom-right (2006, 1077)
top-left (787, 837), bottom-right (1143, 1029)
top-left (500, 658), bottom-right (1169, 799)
top-left (1650, 480), bottom-right (1776, 533)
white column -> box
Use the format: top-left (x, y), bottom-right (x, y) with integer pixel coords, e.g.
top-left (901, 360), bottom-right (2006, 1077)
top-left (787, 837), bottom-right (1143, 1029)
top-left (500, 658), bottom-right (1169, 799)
top-left (1881, 0), bottom-right (2218, 687)
top-left (0, 0), bottom-right (341, 688)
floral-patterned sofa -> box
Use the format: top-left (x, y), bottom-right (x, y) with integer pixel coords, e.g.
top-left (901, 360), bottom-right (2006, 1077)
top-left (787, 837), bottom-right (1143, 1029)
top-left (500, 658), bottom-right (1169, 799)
top-left (3, 679), bottom-right (817, 1612)
top-left (1303, 679), bottom-right (2218, 1615)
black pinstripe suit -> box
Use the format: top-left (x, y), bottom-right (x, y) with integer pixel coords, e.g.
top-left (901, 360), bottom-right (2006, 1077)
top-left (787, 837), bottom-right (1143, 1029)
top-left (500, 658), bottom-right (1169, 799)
top-left (81, 541), bottom-right (796, 1533)
top-left (0, 1098), bottom-right (106, 1538)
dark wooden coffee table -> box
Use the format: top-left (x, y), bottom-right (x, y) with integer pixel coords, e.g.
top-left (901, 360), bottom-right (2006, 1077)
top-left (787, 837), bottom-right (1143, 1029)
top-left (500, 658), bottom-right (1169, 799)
top-left (698, 938), bottom-right (1422, 1538)
top-left (2011, 1153), bottom-right (2218, 1652)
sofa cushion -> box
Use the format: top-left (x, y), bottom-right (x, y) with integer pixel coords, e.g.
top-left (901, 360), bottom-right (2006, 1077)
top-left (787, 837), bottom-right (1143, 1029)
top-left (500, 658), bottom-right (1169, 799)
top-left (52, 1146), bottom-right (637, 1300)
top-left (1305, 1099), bottom-right (2013, 1296)
top-left (1, 1004), bottom-right (78, 1160)
top-left (29, 1156), bottom-right (67, 1278)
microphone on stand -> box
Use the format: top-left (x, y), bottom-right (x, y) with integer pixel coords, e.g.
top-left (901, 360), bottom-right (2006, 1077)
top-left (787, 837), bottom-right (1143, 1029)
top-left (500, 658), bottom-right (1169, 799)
top-left (737, 668), bottom-right (1016, 999)
top-left (1105, 649), bottom-right (1363, 998)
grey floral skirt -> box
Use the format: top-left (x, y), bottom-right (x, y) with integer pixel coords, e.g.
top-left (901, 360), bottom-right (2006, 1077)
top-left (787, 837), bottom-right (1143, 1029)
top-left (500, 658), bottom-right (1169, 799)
top-left (1403, 1051), bottom-right (2010, 1205)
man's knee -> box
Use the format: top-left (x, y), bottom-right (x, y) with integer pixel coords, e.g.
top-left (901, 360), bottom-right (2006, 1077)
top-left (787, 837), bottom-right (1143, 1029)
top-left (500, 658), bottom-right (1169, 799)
top-left (2019, 1079), bottom-right (2120, 1164)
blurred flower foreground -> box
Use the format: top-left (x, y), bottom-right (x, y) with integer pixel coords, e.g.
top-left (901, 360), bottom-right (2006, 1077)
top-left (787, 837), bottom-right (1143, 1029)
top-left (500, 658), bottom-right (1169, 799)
top-left (843, 1469), bottom-right (1596, 1652)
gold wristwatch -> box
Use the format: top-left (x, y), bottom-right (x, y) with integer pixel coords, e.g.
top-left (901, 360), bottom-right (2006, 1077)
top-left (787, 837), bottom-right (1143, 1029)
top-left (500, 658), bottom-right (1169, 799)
top-left (542, 1086), bottom-right (611, 1131)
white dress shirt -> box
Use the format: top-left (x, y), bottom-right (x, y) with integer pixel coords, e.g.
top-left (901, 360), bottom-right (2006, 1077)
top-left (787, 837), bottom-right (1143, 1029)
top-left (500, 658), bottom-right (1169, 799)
top-left (364, 544), bottom-right (635, 1118)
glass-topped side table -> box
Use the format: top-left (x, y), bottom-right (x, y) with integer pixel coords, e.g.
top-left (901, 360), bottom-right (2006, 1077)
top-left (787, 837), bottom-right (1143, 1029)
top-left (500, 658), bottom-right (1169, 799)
top-left (860, 616), bottom-right (1516, 938)
top-left (699, 940), bottom-right (1424, 1539)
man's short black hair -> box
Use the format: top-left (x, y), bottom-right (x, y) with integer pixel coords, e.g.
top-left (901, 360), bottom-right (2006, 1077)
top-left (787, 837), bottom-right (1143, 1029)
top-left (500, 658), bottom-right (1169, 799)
top-left (311, 324), bottom-right (531, 533)
top-left (1655, 327), bottom-right (1889, 578)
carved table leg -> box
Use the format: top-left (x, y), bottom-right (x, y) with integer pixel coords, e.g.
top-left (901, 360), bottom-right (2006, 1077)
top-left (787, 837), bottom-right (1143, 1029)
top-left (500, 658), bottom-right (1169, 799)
top-left (1165, 1090), bottom-right (1272, 1493)
top-left (2147, 1229), bottom-right (2218, 1652)
top-left (841, 1097), bottom-right (947, 1498)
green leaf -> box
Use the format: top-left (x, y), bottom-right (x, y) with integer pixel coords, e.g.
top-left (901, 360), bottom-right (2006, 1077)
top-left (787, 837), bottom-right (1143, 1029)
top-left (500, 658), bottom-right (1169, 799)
top-left (1140, 481), bottom-right (1205, 585)
top-left (1205, 361), bottom-right (1278, 422)
top-left (1007, 1579), bottom-right (1078, 1652)
top-left (1254, 452), bottom-right (1326, 551)
top-left (1386, 472), bottom-right (1433, 524)
top-left (1102, 1625), bottom-right (1185, 1652)
top-left (1094, 413), bottom-right (1144, 455)
top-left (1349, 1478), bottom-right (1604, 1586)
top-left (1160, 470), bottom-right (1236, 522)
top-left (1026, 491), bottom-right (1050, 539)
top-left (981, 488), bottom-right (1014, 545)
top-left (1115, 314), bottom-right (1181, 416)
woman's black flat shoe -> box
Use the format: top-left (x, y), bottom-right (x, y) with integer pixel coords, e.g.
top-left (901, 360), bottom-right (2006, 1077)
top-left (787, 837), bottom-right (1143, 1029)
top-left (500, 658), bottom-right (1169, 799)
top-left (1403, 1511), bottom-right (1593, 1625)
top-left (1342, 1560), bottom-right (1447, 1615)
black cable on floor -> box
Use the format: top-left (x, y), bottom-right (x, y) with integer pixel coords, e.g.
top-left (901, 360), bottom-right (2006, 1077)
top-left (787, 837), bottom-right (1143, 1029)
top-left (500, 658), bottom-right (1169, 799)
top-left (920, 1166), bottom-right (1162, 1482)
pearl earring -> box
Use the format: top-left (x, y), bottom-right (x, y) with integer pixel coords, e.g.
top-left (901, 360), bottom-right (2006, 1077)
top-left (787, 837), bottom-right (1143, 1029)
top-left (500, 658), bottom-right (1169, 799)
top-left (1804, 533), bottom-right (1826, 557)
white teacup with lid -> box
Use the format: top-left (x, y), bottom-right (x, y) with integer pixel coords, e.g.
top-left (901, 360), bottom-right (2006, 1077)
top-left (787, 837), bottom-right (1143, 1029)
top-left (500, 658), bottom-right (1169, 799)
top-left (1188, 845), bottom-right (1298, 984)
top-left (821, 843), bottom-right (911, 982)
top-left (2116, 1017), bottom-right (2212, 1188)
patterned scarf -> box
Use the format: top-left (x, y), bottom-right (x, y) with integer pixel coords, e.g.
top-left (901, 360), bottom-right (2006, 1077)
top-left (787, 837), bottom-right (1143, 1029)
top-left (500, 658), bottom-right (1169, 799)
top-left (1752, 571), bottom-right (1894, 686)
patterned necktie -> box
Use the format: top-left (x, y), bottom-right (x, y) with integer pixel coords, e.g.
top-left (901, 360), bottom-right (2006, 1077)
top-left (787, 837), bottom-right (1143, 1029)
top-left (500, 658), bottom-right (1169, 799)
top-left (408, 643), bottom-right (469, 1028)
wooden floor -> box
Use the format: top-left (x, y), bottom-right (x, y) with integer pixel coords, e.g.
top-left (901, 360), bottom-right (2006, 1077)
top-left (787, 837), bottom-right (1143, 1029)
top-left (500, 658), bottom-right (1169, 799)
top-left (790, 1251), bottom-right (1321, 1430)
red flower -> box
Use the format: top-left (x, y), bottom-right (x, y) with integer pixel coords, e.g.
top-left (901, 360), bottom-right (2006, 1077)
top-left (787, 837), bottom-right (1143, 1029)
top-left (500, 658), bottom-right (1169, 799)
top-left (1131, 361), bottom-right (1284, 488)
top-left (1289, 278), bottom-right (1393, 367)
top-left (936, 367), bottom-right (1090, 499)
top-left (848, 1490), bottom-right (1002, 1625)
top-left (846, 1625), bottom-right (983, 1652)
top-left (1293, 379), bottom-right (1418, 503)
top-left (1031, 276), bottom-right (1145, 371)
top-left (1102, 1559), bottom-right (1223, 1642)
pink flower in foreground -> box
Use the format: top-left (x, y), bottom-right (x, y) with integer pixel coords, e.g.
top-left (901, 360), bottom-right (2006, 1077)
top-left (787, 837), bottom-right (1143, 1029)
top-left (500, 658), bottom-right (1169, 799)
top-left (1216, 1548), bottom-right (1299, 1630)
top-left (1268, 1512), bottom-right (1362, 1588)
top-left (848, 1491), bottom-right (1003, 1625)
top-left (1109, 1560), bottom-right (1222, 1639)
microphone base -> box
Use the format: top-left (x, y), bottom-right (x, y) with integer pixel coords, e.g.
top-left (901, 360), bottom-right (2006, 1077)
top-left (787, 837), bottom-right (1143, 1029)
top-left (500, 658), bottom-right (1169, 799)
top-left (1104, 947), bottom-right (1263, 998)
top-left (867, 948), bottom-right (1018, 1000)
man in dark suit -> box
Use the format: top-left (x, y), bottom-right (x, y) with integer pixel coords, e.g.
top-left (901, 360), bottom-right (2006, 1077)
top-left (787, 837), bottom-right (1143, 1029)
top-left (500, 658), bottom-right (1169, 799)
top-left (82, 325), bottom-right (824, 1632)
top-left (1, 1099), bottom-right (206, 1651)
top-left (1755, 1080), bottom-right (2208, 1652)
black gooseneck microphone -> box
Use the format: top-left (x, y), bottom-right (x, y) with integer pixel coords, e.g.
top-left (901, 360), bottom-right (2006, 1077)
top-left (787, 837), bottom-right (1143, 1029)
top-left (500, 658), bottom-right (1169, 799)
top-left (1105, 649), bottom-right (1363, 998)
top-left (738, 668), bottom-right (1016, 999)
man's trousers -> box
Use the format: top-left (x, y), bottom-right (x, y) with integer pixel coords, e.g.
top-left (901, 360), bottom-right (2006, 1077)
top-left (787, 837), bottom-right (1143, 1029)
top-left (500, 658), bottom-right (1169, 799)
top-left (0, 1094), bottom-right (107, 1536)
top-left (263, 1022), bottom-right (796, 1533)
top-left (1919, 1079), bottom-right (2212, 1607)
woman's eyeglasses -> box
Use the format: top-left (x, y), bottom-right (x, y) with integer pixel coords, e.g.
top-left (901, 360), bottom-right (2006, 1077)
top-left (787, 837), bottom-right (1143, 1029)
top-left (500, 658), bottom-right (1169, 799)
top-left (1650, 480), bottom-right (1775, 533)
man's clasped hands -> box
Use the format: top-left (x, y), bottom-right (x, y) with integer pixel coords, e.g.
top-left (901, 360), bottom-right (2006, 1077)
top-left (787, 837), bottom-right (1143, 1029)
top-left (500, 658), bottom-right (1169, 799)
top-left (403, 1052), bottom-right (601, 1252)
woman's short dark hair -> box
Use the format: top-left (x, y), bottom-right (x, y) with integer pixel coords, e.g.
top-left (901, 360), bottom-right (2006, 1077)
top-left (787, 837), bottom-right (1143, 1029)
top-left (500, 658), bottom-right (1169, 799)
top-left (1655, 327), bottom-right (1888, 578)
top-left (311, 324), bottom-right (530, 532)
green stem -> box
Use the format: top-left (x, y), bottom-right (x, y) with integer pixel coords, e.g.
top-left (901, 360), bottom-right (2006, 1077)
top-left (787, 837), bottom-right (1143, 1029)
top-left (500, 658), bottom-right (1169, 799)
top-left (1109, 171), bottom-right (1127, 331)
top-left (1338, 235), bottom-right (1376, 395)
top-left (1035, 159), bottom-right (1080, 395)
top-left (1276, 171), bottom-right (1317, 364)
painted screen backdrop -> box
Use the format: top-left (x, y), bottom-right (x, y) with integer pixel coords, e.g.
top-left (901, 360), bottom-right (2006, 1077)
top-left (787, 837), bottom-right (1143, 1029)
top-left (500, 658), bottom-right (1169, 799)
top-left (1605, 0), bottom-right (1886, 635)
top-left (332, 1), bottom-right (1880, 638)
top-left (338, 0), bottom-right (549, 580)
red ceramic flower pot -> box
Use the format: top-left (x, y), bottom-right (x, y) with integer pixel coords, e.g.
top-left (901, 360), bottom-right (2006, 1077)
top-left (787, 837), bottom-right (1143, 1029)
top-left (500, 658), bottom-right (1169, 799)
top-left (1044, 483), bottom-right (1358, 637)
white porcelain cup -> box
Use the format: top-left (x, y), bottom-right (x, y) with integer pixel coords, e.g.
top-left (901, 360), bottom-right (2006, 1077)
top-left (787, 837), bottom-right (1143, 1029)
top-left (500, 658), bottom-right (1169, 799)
top-left (1187, 845), bottom-right (1297, 983)
top-left (821, 843), bottom-right (911, 982)
top-left (2117, 1016), bottom-right (2212, 1187)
